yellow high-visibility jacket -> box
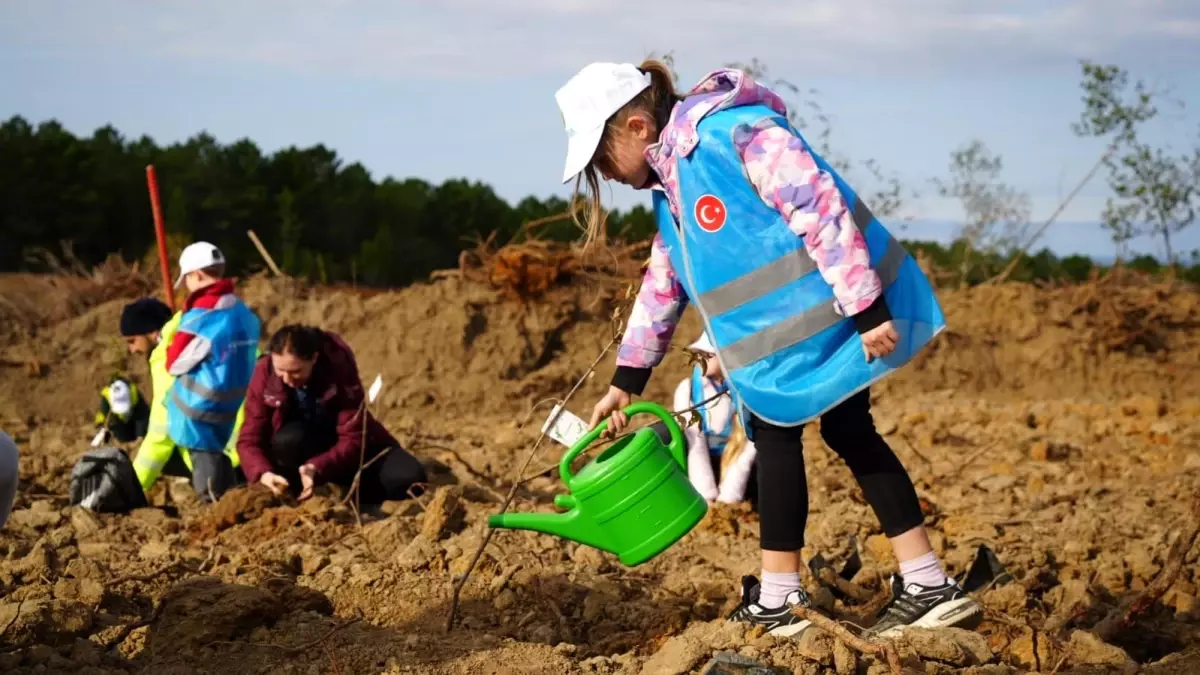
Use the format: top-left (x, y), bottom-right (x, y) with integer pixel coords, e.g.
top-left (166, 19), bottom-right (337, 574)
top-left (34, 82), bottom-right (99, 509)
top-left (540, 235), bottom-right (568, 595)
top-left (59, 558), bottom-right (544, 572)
top-left (132, 312), bottom-right (250, 492)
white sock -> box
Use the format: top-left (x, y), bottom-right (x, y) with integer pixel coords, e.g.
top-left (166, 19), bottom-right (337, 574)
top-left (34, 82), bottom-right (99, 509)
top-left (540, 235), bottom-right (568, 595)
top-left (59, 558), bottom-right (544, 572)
top-left (759, 571), bottom-right (801, 609)
top-left (898, 551), bottom-right (947, 588)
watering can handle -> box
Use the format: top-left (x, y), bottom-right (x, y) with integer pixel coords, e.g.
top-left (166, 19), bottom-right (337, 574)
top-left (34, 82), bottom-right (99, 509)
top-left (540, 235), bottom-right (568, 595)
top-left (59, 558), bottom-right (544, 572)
top-left (558, 401), bottom-right (686, 486)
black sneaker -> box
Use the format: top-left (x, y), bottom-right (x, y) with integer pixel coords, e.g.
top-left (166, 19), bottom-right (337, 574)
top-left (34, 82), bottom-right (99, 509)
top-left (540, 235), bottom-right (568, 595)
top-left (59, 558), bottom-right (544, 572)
top-left (727, 575), bottom-right (814, 638)
top-left (867, 576), bottom-right (983, 638)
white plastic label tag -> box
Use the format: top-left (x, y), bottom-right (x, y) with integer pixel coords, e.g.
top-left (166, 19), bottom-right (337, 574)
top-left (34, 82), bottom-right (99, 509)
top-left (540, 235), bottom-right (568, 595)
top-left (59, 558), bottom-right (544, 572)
top-left (542, 404), bottom-right (589, 447)
top-left (90, 428), bottom-right (109, 448)
top-left (368, 375), bottom-right (383, 404)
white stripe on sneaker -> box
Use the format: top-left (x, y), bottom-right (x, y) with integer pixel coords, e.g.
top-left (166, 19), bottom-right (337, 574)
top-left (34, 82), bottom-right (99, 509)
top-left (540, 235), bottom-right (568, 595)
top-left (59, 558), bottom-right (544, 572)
top-left (877, 597), bottom-right (983, 637)
top-left (768, 619), bottom-right (813, 638)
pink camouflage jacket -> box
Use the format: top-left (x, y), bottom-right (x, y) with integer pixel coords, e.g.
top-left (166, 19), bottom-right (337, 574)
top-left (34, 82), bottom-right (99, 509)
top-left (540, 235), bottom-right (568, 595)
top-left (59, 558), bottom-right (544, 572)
top-left (615, 69), bottom-right (886, 382)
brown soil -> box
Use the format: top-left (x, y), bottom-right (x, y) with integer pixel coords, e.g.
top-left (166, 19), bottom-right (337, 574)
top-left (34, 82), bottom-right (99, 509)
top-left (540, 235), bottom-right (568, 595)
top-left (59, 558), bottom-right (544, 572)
top-left (1, 269), bottom-right (1198, 674)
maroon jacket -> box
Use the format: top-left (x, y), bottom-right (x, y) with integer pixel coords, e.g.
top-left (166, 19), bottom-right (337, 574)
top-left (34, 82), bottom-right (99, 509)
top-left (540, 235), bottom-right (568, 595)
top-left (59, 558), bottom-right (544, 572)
top-left (237, 331), bottom-right (397, 484)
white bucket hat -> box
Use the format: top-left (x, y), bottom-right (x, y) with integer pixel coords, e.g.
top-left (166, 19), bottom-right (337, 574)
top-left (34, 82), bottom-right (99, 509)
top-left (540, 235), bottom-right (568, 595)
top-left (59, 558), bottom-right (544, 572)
top-left (555, 62), bottom-right (652, 184)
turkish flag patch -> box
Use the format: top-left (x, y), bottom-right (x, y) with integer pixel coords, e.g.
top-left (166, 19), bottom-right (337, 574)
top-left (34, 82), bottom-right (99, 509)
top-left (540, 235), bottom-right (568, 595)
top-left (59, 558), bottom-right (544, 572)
top-left (694, 194), bottom-right (727, 232)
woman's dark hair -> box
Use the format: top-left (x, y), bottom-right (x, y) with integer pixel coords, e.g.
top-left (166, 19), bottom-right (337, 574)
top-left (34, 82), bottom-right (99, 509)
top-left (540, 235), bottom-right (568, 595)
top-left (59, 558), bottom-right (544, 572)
top-left (267, 324), bottom-right (325, 360)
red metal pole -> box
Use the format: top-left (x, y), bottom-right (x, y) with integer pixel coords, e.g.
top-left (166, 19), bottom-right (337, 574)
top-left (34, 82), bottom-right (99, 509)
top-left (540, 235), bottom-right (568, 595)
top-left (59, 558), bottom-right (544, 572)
top-left (145, 165), bottom-right (176, 312)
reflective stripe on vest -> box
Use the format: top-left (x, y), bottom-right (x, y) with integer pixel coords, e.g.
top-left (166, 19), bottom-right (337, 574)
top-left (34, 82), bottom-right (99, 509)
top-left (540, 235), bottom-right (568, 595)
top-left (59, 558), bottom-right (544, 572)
top-left (177, 374), bottom-right (247, 403)
top-left (655, 103), bottom-right (946, 428)
top-left (709, 198), bottom-right (908, 371)
top-left (169, 387), bottom-right (238, 425)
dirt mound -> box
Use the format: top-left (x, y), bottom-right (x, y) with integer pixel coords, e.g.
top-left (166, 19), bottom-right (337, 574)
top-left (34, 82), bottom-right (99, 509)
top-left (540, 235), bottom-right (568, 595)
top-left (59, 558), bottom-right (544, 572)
top-left (1, 270), bottom-right (1199, 674)
top-left (891, 276), bottom-right (1200, 401)
top-left (5, 271), bottom-right (1198, 434)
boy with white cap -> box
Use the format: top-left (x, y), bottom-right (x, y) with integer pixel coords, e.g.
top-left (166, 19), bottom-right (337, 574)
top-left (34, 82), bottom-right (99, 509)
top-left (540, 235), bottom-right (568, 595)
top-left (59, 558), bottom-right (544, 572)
top-left (162, 242), bottom-right (261, 501)
top-left (674, 332), bottom-right (757, 505)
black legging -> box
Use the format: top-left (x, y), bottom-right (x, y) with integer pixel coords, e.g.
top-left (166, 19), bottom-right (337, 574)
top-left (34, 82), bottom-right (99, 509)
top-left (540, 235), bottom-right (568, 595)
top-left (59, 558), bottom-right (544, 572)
top-left (270, 421), bottom-right (427, 504)
top-left (754, 389), bottom-right (924, 551)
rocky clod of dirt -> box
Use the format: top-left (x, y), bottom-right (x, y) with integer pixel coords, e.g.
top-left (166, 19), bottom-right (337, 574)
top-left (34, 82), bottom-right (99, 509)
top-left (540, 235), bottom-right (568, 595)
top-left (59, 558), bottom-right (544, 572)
top-left (0, 597), bottom-right (94, 648)
top-left (901, 627), bottom-right (995, 667)
top-left (147, 577), bottom-right (287, 653)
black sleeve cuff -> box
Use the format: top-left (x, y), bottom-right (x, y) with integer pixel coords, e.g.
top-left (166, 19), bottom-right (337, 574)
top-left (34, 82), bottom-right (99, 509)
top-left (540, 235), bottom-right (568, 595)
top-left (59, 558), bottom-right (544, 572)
top-left (852, 296), bottom-right (892, 335)
top-left (611, 366), bottom-right (652, 395)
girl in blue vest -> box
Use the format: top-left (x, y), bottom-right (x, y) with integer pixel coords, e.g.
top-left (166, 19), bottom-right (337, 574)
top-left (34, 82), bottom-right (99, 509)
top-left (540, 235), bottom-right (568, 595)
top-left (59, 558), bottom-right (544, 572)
top-left (674, 332), bottom-right (757, 505)
top-left (561, 61), bottom-right (981, 638)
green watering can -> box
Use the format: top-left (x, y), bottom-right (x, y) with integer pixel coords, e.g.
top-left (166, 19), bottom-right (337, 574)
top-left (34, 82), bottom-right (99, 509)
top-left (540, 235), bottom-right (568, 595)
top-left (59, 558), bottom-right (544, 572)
top-left (488, 402), bottom-right (708, 566)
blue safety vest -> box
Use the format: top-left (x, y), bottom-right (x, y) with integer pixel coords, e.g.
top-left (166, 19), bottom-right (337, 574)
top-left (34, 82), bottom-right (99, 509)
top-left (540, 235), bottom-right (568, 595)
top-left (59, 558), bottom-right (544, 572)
top-left (654, 104), bottom-right (946, 430)
top-left (166, 299), bottom-right (260, 452)
top-left (691, 366), bottom-right (733, 456)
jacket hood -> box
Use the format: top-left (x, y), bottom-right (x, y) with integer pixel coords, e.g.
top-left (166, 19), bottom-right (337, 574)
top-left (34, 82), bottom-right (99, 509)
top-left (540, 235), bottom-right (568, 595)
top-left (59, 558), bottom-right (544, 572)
top-left (647, 68), bottom-right (790, 167)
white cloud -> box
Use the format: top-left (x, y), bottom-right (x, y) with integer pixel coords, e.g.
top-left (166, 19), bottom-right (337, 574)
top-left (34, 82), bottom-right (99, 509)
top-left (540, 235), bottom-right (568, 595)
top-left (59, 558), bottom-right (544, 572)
top-left (2, 0), bottom-right (1197, 78)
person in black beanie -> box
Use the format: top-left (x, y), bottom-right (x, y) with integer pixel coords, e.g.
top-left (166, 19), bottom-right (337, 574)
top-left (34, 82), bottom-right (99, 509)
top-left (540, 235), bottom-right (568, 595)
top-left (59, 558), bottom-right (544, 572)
top-left (93, 298), bottom-right (176, 444)
top-left (120, 298), bottom-right (174, 356)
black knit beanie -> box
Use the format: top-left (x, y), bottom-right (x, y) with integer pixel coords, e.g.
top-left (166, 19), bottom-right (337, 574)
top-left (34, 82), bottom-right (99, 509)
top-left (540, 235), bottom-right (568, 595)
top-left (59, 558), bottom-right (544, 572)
top-left (119, 298), bottom-right (173, 337)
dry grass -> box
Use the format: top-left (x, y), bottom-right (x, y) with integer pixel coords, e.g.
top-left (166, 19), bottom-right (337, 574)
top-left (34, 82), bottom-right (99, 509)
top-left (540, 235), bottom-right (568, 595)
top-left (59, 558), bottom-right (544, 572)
top-left (0, 242), bottom-right (159, 344)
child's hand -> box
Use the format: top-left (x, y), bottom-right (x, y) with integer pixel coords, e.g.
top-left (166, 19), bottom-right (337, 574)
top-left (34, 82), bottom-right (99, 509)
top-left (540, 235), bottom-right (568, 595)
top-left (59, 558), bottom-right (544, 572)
top-left (588, 386), bottom-right (632, 438)
top-left (862, 321), bottom-right (900, 362)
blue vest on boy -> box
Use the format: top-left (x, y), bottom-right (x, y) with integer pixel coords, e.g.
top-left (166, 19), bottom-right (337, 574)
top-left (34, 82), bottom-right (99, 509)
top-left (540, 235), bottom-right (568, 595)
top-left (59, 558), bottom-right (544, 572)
top-left (167, 300), bottom-right (260, 452)
top-left (655, 104), bottom-right (946, 430)
top-left (690, 366), bottom-right (733, 456)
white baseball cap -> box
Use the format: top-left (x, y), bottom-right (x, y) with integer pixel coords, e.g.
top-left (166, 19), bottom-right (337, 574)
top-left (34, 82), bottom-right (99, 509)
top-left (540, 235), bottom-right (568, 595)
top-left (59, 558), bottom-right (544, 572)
top-left (175, 241), bottom-right (225, 289)
top-left (556, 62), bottom-right (652, 184)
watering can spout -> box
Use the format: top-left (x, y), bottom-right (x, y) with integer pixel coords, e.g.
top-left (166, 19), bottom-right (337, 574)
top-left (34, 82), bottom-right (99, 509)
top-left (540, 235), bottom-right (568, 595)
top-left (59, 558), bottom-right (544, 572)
top-left (487, 509), bottom-right (611, 554)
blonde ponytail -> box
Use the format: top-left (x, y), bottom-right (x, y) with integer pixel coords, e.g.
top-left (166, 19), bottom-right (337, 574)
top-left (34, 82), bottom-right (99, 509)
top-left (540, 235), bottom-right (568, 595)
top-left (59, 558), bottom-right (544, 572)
top-left (719, 416), bottom-right (748, 475)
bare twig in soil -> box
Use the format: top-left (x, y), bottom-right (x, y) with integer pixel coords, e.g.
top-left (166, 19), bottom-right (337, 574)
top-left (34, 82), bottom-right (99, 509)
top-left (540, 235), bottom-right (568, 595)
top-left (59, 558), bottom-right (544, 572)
top-left (0, 599), bottom-right (23, 641)
top-left (338, 400), bottom-right (371, 508)
top-left (793, 607), bottom-right (906, 675)
top-left (324, 641), bottom-right (344, 675)
top-left (1089, 497), bottom-right (1200, 642)
top-left (208, 616), bottom-right (363, 654)
top-left (198, 546), bottom-right (218, 574)
top-left (519, 397), bottom-right (566, 430)
top-left (278, 616), bottom-right (362, 655)
top-left (106, 600), bottom-right (166, 652)
top-left (948, 442), bottom-right (998, 481)
top-left (358, 445), bottom-right (393, 473)
top-left (1043, 600), bottom-right (1092, 633)
top-left (897, 433), bottom-right (933, 468)
top-left (444, 336), bottom-right (617, 632)
top-left (406, 482), bottom-right (429, 506)
top-left (490, 564), bottom-right (522, 595)
top-left (815, 566), bottom-right (875, 603)
top-left (108, 560), bottom-right (189, 586)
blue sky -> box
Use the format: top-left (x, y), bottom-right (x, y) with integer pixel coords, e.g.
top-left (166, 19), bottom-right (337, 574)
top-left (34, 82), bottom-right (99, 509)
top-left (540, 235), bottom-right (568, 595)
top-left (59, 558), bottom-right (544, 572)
top-left (2, 0), bottom-right (1199, 260)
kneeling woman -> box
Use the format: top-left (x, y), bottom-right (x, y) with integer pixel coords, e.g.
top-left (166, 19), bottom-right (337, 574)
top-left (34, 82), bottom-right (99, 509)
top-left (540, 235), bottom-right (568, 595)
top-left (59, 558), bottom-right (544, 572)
top-left (237, 325), bottom-right (427, 503)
